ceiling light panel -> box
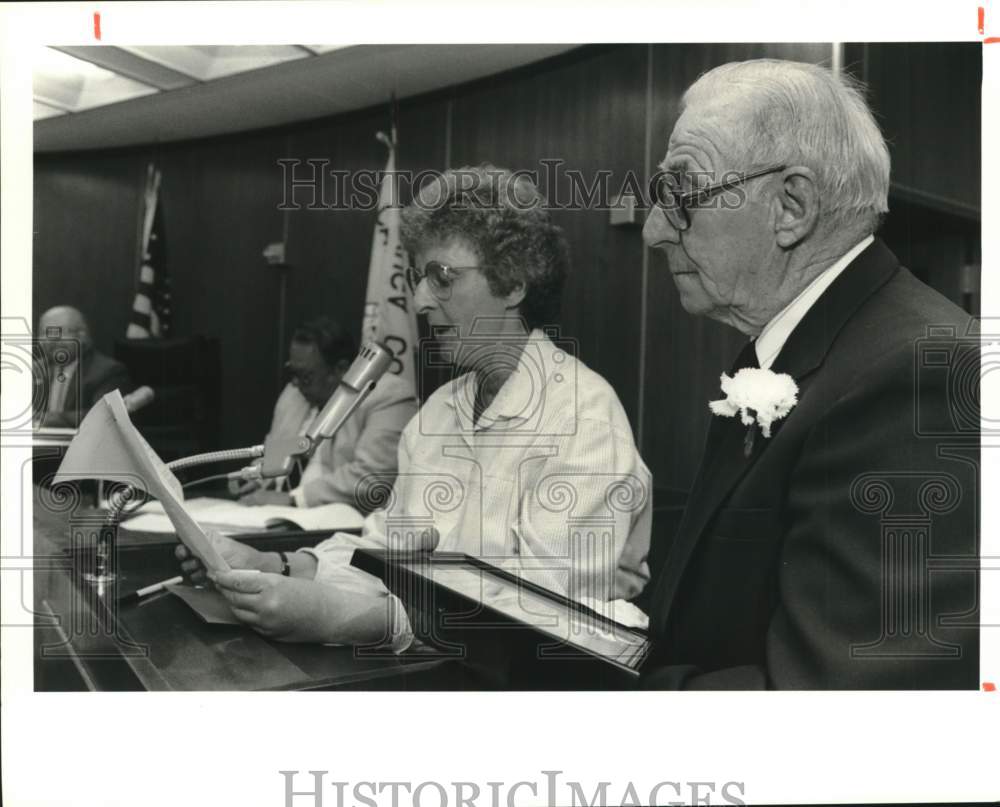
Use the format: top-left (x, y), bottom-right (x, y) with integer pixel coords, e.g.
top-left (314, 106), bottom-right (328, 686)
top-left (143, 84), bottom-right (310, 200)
top-left (33, 47), bottom-right (158, 112)
top-left (33, 100), bottom-right (67, 120)
top-left (302, 45), bottom-right (350, 55)
top-left (125, 45), bottom-right (309, 81)
top-left (55, 46), bottom-right (198, 91)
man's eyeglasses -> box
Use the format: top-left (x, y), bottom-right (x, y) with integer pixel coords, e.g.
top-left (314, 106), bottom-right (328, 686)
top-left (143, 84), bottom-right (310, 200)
top-left (648, 164), bottom-right (786, 232)
top-left (405, 260), bottom-right (480, 301)
top-left (284, 362), bottom-right (316, 388)
top-left (43, 326), bottom-right (88, 339)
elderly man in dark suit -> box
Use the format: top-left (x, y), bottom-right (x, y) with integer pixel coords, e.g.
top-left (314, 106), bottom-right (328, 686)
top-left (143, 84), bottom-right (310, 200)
top-left (641, 59), bottom-right (979, 689)
top-left (35, 306), bottom-right (133, 428)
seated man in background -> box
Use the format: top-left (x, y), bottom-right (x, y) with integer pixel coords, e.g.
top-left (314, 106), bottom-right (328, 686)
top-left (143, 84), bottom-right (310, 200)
top-left (179, 166), bottom-right (651, 653)
top-left (34, 305), bottom-right (133, 429)
top-left (237, 316), bottom-right (417, 513)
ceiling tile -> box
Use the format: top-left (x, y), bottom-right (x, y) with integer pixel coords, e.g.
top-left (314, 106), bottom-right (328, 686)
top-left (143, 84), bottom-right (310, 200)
top-left (33, 47), bottom-right (159, 112)
top-left (33, 101), bottom-right (67, 120)
top-left (126, 45), bottom-right (309, 81)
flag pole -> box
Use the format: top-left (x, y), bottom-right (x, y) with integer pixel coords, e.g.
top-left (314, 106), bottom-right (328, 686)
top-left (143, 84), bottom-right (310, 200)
top-left (362, 94), bottom-right (418, 392)
top-left (390, 92), bottom-right (398, 147)
top-left (130, 165), bottom-right (153, 304)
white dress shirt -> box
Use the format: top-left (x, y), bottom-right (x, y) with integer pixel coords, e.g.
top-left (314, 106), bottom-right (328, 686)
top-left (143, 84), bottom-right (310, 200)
top-left (288, 405), bottom-right (320, 498)
top-left (299, 329), bottom-right (653, 651)
top-left (264, 374), bottom-right (417, 510)
top-left (755, 235), bottom-right (874, 369)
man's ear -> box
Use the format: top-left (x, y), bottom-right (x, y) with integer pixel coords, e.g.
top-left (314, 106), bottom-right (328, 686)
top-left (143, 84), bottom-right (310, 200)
top-left (503, 281), bottom-right (527, 311)
top-left (773, 166), bottom-right (820, 248)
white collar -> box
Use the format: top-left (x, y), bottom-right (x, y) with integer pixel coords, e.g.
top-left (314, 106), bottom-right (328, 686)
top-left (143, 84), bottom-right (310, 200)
top-left (444, 328), bottom-right (557, 432)
top-left (755, 235), bottom-right (874, 370)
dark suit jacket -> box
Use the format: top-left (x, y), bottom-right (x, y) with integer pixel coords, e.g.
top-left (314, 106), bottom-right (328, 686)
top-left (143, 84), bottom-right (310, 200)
top-left (37, 347), bottom-right (133, 428)
top-left (642, 239), bottom-right (979, 689)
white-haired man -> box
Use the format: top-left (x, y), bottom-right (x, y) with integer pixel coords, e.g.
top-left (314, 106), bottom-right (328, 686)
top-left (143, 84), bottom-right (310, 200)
top-left (641, 59), bottom-right (978, 689)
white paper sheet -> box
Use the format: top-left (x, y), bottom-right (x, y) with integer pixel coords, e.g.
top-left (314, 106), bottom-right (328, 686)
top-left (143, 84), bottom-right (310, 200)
top-left (121, 497), bottom-right (364, 535)
top-left (54, 390), bottom-right (231, 573)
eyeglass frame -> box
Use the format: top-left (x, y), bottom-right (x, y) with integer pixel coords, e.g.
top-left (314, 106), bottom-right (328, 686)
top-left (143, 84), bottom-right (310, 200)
top-left (405, 260), bottom-right (481, 301)
top-left (648, 164), bottom-right (787, 231)
top-left (283, 361), bottom-right (334, 389)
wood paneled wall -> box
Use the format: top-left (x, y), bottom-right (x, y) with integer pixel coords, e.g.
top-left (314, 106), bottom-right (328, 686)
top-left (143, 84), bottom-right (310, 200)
top-left (448, 45), bottom-right (649, 434)
top-left (33, 43), bottom-right (980, 490)
top-left (844, 42), bottom-right (981, 217)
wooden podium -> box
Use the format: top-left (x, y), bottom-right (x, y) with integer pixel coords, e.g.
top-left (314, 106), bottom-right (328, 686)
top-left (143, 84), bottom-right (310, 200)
top-left (32, 488), bottom-right (460, 691)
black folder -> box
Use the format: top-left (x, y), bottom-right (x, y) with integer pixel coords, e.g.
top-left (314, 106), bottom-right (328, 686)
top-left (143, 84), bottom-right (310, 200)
top-left (350, 548), bottom-right (651, 684)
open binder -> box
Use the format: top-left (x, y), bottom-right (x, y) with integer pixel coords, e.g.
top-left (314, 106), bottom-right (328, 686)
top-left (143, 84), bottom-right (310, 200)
top-left (351, 548), bottom-right (651, 680)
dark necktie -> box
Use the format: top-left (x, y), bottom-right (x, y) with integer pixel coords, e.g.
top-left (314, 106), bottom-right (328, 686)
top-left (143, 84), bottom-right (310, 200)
top-left (730, 338), bottom-right (759, 373)
top-left (728, 339), bottom-right (761, 456)
top-left (285, 458), bottom-right (305, 490)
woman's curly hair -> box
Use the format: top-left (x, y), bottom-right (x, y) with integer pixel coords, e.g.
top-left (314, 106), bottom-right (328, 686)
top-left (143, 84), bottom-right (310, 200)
top-left (400, 165), bottom-right (569, 331)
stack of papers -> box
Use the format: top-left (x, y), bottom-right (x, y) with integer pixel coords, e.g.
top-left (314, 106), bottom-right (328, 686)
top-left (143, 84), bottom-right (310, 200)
top-left (54, 391), bottom-right (231, 573)
top-left (120, 497), bottom-right (365, 535)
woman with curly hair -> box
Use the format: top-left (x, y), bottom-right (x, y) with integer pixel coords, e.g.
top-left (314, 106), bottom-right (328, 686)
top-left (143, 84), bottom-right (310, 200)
top-left (179, 166), bottom-right (651, 662)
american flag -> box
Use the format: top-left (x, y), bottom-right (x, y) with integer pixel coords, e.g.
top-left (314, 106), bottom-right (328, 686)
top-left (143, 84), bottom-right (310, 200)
top-left (127, 165), bottom-right (172, 338)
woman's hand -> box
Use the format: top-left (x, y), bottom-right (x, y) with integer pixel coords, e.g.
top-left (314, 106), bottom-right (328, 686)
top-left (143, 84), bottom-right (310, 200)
top-left (209, 570), bottom-right (330, 642)
top-left (174, 529), bottom-right (268, 585)
top-left (211, 568), bottom-right (401, 646)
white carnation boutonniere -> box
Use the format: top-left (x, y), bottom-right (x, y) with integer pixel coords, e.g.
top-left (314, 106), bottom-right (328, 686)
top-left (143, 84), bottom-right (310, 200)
top-left (709, 368), bottom-right (799, 456)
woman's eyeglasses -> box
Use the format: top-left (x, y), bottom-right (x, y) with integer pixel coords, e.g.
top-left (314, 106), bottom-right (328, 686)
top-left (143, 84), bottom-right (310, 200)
top-left (648, 164), bottom-right (786, 232)
top-left (405, 260), bottom-right (479, 301)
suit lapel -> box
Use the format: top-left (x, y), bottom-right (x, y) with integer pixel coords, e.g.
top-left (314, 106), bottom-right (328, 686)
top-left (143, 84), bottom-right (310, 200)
top-left (650, 239), bottom-right (902, 636)
top-left (767, 238), bottom-right (900, 381)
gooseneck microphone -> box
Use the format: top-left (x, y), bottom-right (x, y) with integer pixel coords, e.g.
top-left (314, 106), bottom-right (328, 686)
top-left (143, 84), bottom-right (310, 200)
top-left (257, 341), bottom-right (394, 480)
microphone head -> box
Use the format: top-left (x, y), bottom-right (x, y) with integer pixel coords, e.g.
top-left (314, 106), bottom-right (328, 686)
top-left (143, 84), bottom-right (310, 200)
top-left (124, 385), bottom-right (155, 413)
top-left (342, 341), bottom-right (394, 390)
top-left (302, 342), bottom-right (395, 447)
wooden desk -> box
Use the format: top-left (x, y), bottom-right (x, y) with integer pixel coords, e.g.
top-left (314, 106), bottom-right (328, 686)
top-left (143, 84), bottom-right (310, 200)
top-left (32, 486), bottom-right (474, 691)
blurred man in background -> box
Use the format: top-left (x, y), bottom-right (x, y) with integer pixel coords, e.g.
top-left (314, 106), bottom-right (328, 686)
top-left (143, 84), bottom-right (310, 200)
top-left (34, 305), bottom-right (133, 428)
top-left (237, 316), bottom-right (416, 513)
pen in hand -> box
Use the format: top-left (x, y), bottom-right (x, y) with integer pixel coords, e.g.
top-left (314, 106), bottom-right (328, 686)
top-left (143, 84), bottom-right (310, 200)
top-left (116, 575), bottom-right (184, 606)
